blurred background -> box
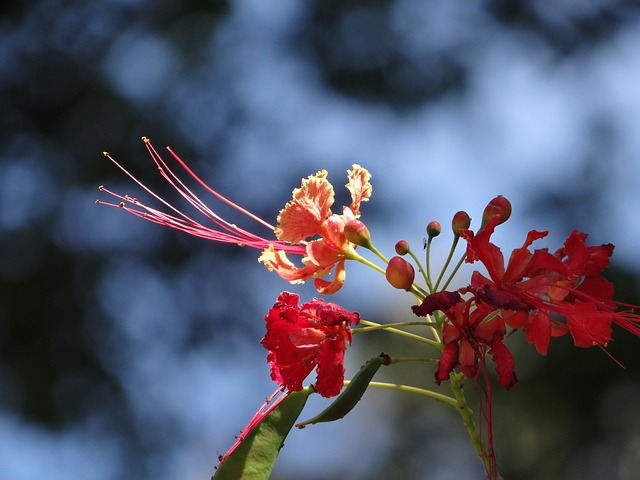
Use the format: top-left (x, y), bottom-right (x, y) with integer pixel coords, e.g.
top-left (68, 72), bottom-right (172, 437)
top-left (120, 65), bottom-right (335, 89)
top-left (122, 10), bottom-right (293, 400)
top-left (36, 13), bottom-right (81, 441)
top-left (2, 0), bottom-right (640, 479)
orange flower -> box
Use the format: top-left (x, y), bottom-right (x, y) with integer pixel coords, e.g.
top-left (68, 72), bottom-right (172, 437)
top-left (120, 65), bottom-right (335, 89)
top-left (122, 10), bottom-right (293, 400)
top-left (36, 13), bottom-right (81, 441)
top-left (259, 165), bottom-right (372, 294)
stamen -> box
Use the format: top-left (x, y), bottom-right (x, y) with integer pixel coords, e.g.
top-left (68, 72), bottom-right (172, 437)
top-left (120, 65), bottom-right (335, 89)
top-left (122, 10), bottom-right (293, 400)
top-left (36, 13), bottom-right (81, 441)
top-left (97, 140), bottom-right (306, 254)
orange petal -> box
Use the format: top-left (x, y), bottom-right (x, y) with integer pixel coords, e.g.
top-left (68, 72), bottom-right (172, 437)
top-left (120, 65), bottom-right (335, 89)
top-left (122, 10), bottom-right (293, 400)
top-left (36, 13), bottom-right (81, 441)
top-left (275, 170), bottom-right (334, 243)
top-left (259, 245), bottom-right (319, 282)
top-left (314, 260), bottom-right (346, 295)
top-left (346, 164), bottom-right (372, 216)
top-left (306, 239), bottom-right (342, 267)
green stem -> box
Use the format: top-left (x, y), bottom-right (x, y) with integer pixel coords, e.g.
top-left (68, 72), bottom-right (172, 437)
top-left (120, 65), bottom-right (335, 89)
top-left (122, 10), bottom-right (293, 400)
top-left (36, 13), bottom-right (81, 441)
top-left (448, 372), bottom-right (501, 480)
top-left (367, 243), bottom-right (389, 265)
top-left (346, 250), bottom-right (387, 275)
top-left (440, 251), bottom-right (468, 292)
top-left (357, 319), bottom-right (443, 350)
top-left (385, 356), bottom-right (438, 365)
top-left (353, 321), bottom-right (436, 332)
top-left (407, 248), bottom-right (432, 292)
top-left (365, 381), bottom-right (458, 407)
top-left (433, 236), bottom-right (462, 292)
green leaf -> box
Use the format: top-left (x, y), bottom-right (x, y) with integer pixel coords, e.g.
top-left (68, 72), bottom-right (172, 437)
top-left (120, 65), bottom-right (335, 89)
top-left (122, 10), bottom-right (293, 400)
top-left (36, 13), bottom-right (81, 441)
top-left (213, 387), bottom-right (313, 480)
top-left (296, 353), bottom-right (388, 428)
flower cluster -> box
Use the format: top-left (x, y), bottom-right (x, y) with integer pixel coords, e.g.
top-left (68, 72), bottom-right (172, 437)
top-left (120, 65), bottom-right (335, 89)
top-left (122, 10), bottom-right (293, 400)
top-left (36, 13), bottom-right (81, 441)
top-left (98, 139), bottom-right (640, 480)
top-left (413, 196), bottom-right (640, 389)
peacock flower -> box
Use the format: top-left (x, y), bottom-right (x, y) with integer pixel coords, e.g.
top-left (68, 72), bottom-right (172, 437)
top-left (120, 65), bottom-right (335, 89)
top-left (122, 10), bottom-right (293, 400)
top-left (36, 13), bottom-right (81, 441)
top-left (258, 165), bottom-right (372, 294)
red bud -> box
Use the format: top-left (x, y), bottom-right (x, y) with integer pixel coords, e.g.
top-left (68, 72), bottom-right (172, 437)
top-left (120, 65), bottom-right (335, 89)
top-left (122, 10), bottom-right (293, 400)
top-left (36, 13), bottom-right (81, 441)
top-left (426, 221), bottom-right (441, 239)
top-left (395, 240), bottom-right (410, 255)
top-left (385, 256), bottom-right (415, 290)
top-left (452, 211), bottom-right (471, 236)
top-left (344, 220), bottom-right (372, 248)
top-left (482, 196), bottom-right (511, 227)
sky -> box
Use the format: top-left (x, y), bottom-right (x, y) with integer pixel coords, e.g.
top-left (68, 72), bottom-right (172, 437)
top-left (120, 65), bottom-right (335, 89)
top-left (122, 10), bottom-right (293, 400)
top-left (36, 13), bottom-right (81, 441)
top-left (2, 1), bottom-right (640, 479)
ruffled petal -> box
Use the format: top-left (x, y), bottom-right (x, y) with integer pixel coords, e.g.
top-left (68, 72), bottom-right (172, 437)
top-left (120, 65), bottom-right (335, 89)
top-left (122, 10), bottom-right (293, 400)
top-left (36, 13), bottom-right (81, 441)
top-left (275, 170), bottom-right (335, 243)
top-left (259, 245), bottom-right (319, 282)
top-left (314, 338), bottom-right (347, 397)
top-left (346, 164), bottom-right (372, 216)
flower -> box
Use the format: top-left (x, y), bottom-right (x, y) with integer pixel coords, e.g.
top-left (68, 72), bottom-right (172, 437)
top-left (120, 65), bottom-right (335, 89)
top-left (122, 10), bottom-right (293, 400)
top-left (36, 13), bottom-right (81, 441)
top-left (413, 291), bottom-right (517, 389)
top-left (98, 138), bottom-right (372, 294)
top-left (261, 292), bottom-right (360, 398)
top-left (258, 165), bottom-right (372, 294)
top-left (460, 201), bottom-right (640, 355)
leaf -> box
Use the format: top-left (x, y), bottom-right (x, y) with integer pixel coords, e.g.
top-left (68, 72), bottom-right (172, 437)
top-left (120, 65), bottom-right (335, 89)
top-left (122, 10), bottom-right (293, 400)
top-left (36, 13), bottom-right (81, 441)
top-left (296, 353), bottom-right (388, 427)
top-left (213, 387), bottom-right (313, 480)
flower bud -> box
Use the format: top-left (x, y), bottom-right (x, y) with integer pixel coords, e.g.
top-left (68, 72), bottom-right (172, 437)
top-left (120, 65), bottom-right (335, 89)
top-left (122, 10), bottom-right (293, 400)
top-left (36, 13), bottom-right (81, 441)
top-left (482, 195), bottom-right (512, 227)
top-left (452, 211), bottom-right (471, 236)
top-left (395, 240), bottom-right (410, 255)
top-left (385, 256), bottom-right (415, 290)
top-left (426, 221), bottom-right (441, 239)
top-left (344, 220), bottom-right (372, 248)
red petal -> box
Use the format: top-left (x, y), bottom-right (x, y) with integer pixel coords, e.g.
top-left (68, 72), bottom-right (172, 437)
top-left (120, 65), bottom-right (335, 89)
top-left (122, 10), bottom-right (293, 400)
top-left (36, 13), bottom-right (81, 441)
top-left (435, 343), bottom-right (459, 385)
top-left (490, 339), bottom-right (518, 390)
top-left (523, 309), bottom-right (553, 355)
top-left (566, 304), bottom-right (612, 348)
top-left (314, 338), bottom-right (346, 397)
top-left (412, 291), bottom-right (462, 317)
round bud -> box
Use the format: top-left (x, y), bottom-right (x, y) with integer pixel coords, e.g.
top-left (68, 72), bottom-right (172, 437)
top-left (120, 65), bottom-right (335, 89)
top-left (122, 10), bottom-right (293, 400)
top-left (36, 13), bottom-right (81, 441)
top-left (344, 219), bottom-right (372, 248)
top-left (482, 196), bottom-right (512, 227)
top-left (452, 211), bottom-right (471, 236)
top-left (426, 221), bottom-right (441, 239)
top-left (395, 240), bottom-right (410, 255)
top-left (385, 256), bottom-right (416, 290)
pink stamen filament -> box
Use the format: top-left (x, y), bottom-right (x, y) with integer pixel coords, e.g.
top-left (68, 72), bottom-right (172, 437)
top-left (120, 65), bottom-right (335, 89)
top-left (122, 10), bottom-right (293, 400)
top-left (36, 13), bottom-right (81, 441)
top-left (98, 139), bottom-right (306, 254)
top-left (216, 386), bottom-right (288, 466)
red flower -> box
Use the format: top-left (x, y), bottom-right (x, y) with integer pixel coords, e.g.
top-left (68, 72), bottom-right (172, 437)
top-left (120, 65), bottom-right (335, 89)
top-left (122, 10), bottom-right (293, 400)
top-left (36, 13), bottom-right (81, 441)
top-left (413, 291), bottom-right (517, 389)
top-left (261, 292), bottom-right (360, 398)
top-left (460, 208), bottom-right (640, 354)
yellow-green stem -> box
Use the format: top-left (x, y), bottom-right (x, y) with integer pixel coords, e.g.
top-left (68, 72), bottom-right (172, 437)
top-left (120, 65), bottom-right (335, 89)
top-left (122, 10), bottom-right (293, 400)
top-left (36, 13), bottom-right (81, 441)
top-left (363, 381), bottom-right (457, 407)
top-left (448, 372), bottom-right (501, 480)
top-left (357, 319), bottom-right (442, 349)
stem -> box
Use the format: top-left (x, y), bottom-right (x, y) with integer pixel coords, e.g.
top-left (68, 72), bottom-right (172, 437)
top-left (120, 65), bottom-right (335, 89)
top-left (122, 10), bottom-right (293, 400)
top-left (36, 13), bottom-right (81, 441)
top-left (367, 243), bottom-right (389, 265)
top-left (407, 248), bottom-right (432, 292)
top-left (448, 372), bottom-right (502, 480)
top-left (364, 381), bottom-right (458, 407)
top-left (440, 251), bottom-right (468, 292)
top-left (356, 319), bottom-right (443, 349)
top-left (353, 321), bottom-right (436, 332)
top-left (433, 236), bottom-right (460, 292)
top-left (346, 250), bottom-right (387, 275)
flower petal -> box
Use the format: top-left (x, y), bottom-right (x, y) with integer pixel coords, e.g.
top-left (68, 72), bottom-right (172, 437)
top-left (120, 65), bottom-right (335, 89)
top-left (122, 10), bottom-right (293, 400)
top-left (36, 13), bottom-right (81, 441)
top-left (259, 245), bottom-right (319, 282)
top-left (346, 164), bottom-right (372, 216)
top-left (275, 170), bottom-right (334, 243)
top-left (435, 343), bottom-right (459, 385)
top-left (314, 260), bottom-right (347, 295)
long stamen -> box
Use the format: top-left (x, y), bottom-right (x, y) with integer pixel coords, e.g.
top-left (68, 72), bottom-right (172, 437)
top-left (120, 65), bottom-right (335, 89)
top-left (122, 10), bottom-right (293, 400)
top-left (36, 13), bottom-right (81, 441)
top-left (98, 139), bottom-right (306, 254)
